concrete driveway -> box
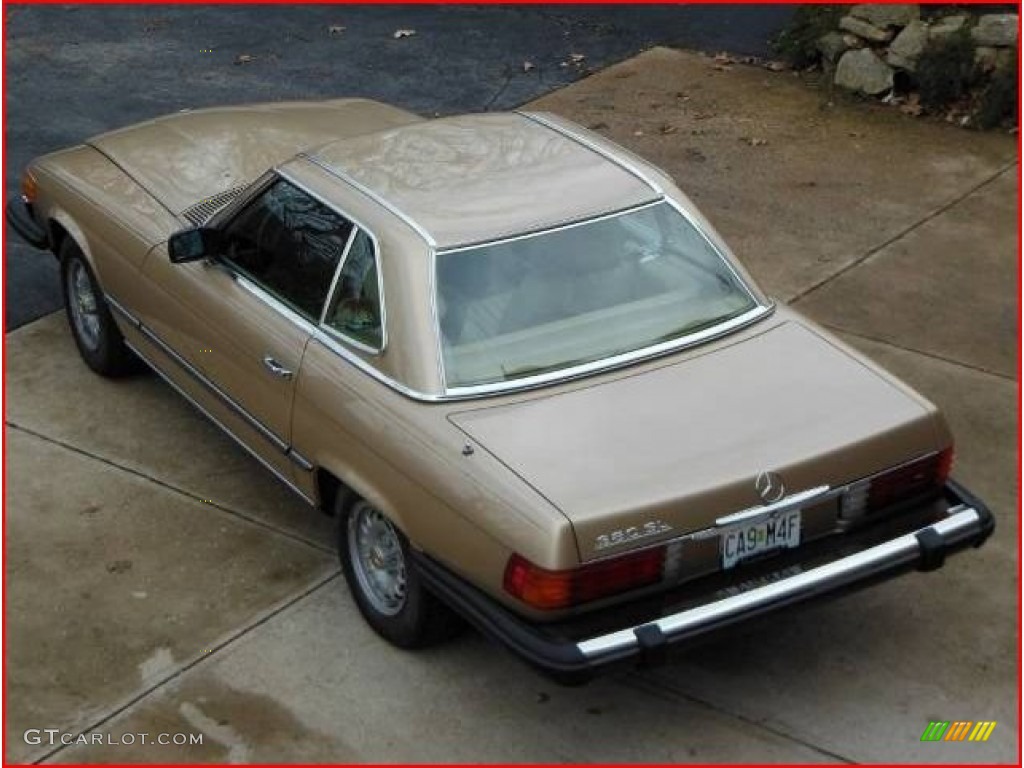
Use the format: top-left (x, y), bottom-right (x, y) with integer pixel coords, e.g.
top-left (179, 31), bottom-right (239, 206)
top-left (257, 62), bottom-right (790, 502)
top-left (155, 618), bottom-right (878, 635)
top-left (4, 48), bottom-right (1018, 763)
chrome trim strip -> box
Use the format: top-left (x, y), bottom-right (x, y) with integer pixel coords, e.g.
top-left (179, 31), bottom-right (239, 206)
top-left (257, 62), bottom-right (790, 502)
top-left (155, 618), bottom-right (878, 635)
top-left (234, 273), bottom-right (320, 337)
top-left (308, 332), bottom-right (443, 401)
top-left (661, 197), bottom-right (762, 308)
top-left (107, 293), bottom-right (308, 463)
top-left (435, 199), bottom-right (663, 256)
top-left (136, 318), bottom-right (290, 453)
top-left (715, 485), bottom-right (832, 528)
top-left (319, 226), bottom-right (358, 325)
top-left (287, 449), bottom-right (315, 473)
top-left (441, 304), bottom-right (774, 399)
top-left (516, 110), bottom-right (664, 195)
top-left (105, 294), bottom-right (141, 329)
top-left (576, 507), bottom-right (983, 658)
top-left (125, 339), bottom-right (316, 506)
top-left (298, 153), bottom-right (438, 247)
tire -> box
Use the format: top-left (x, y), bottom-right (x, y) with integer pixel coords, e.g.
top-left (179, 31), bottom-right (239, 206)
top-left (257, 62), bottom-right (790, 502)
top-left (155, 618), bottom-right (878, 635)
top-left (59, 239), bottom-right (137, 377)
top-left (337, 495), bottom-right (463, 648)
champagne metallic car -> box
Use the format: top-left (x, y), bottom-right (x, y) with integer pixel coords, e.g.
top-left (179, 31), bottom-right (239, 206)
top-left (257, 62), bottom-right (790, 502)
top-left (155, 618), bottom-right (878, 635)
top-left (6, 99), bottom-right (994, 682)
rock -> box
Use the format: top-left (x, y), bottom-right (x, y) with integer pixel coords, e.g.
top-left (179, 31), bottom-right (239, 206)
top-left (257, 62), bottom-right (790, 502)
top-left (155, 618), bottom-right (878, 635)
top-left (928, 15), bottom-right (967, 41)
top-left (886, 20), bottom-right (928, 71)
top-left (817, 32), bottom-right (850, 64)
top-left (971, 14), bottom-right (1019, 47)
top-left (839, 15), bottom-right (894, 44)
top-left (842, 34), bottom-right (866, 49)
top-left (835, 48), bottom-right (895, 95)
top-left (849, 4), bottom-right (919, 28)
top-left (974, 46), bottom-right (1014, 73)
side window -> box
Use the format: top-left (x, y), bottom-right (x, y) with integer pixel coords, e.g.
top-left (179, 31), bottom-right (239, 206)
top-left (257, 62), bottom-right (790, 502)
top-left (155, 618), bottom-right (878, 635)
top-left (324, 230), bottom-right (383, 350)
top-left (220, 179), bottom-right (354, 320)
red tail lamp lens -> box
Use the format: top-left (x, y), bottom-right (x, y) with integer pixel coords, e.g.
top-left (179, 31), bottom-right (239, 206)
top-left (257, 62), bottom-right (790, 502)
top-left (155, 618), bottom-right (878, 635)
top-left (868, 446), bottom-right (953, 512)
top-left (503, 548), bottom-right (665, 610)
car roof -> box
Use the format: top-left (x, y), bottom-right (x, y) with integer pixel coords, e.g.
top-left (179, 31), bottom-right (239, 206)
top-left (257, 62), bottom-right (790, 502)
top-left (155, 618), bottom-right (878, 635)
top-left (304, 111), bottom-right (660, 249)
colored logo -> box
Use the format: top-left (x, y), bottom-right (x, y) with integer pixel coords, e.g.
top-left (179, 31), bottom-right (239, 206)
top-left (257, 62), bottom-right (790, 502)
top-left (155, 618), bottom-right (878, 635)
top-left (921, 721), bottom-right (997, 742)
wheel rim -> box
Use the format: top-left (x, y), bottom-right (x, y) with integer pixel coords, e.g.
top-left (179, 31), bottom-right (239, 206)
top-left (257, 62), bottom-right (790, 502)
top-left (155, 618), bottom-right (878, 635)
top-left (67, 260), bottom-right (101, 351)
top-left (348, 502), bottom-right (407, 616)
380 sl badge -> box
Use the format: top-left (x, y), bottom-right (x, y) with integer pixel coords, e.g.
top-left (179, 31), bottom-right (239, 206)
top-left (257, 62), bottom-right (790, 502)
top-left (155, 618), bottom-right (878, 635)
top-left (595, 520), bottom-right (673, 551)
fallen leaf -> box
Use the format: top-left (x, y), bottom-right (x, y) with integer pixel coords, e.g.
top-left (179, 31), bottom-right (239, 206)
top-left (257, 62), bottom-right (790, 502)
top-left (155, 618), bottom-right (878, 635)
top-left (899, 94), bottom-right (923, 117)
top-left (234, 53), bottom-right (256, 65)
top-left (328, 24), bottom-right (346, 36)
top-left (393, 28), bottom-right (416, 39)
top-left (587, 121), bottom-right (609, 130)
top-left (522, 60), bottom-right (535, 72)
top-left (106, 560), bottom-right (133, 574)
top-left (658, 123), bottom-right (678, 135)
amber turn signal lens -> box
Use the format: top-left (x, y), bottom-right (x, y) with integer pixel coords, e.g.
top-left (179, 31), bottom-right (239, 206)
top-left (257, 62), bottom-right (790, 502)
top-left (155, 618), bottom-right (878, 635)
top-left (20, 171), bottom-right (38, 203)
top-left (503, 548), bottom-right (665, 610)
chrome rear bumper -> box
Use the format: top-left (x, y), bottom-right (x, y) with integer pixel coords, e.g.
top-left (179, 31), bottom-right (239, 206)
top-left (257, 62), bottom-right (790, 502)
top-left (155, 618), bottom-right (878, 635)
top-left (414, 480), bottom-right (994, 684)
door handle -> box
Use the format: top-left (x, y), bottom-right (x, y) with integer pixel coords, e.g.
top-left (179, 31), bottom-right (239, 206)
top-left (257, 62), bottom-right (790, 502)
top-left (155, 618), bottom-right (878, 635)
top-left (262, 356), bottom-right (293, 380)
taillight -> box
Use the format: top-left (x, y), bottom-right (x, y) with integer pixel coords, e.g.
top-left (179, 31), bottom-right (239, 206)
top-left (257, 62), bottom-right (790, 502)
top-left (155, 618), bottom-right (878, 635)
top-left (503, 548), bottom-right (665, 610)
top-left (841, 446), bottom-right (953, 521)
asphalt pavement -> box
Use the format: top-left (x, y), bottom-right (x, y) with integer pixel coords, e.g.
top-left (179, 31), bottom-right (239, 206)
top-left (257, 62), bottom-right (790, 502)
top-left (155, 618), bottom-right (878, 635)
top-left (4, 4), bottom-right (793, 330)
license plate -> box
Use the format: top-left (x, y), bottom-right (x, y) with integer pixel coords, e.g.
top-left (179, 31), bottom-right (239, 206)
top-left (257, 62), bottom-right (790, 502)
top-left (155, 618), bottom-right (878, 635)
top-left (720, 509), bottom-right (802, 570)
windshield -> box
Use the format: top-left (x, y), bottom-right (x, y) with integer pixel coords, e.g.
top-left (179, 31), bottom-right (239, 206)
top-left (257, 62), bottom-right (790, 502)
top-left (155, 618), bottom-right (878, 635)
top-left (436, 202), bottom-right (759, 389)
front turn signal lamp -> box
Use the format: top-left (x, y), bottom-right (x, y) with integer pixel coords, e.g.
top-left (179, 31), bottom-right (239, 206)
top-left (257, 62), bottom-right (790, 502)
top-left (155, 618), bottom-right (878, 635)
top-left (20, 170), bottom-right (38, 204)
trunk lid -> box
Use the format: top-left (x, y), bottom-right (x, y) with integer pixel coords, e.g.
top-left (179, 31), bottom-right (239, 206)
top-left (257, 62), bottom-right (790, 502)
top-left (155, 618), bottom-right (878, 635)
top-left (449, 320), bottom-right (942, 562)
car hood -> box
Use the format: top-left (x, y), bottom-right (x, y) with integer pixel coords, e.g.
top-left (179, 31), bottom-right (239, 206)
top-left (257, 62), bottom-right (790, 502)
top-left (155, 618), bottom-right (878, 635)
top-left (85, 99), bottom-right (422, 217)
top-left (449, 319), bottom-right (944, 561)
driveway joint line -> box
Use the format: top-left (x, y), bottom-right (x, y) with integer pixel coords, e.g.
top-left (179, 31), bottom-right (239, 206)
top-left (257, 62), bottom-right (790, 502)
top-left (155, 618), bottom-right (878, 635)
top-left (788, 161), bottom-right (1018, 305)
top-left (624, 673), bottom-right (856, 764)
top-left (827, 325), bottom-right (1016, 382)
top-left (5, 420), bottom-right (335, 555)
top-left (31, 570), bottom-right (342, 765)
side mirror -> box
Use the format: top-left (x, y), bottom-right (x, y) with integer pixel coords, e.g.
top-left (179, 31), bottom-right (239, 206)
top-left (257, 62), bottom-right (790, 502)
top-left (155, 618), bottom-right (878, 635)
top-left (168, 227), bottom-right (222, 264)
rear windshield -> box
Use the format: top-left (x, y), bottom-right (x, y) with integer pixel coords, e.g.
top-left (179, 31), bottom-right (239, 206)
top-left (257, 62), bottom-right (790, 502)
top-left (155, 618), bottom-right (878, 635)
top-left (436, 202), bottom-right (758, 389)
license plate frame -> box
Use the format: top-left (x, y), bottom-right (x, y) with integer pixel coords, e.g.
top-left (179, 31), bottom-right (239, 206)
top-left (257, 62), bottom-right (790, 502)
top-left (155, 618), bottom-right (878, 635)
top-left (720, 508), bottom-right (802, 570)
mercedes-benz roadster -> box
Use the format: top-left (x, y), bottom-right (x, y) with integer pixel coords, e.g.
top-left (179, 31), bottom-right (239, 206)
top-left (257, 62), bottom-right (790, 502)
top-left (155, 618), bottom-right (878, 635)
top-left (6, 99), bottom-right (993, 682)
